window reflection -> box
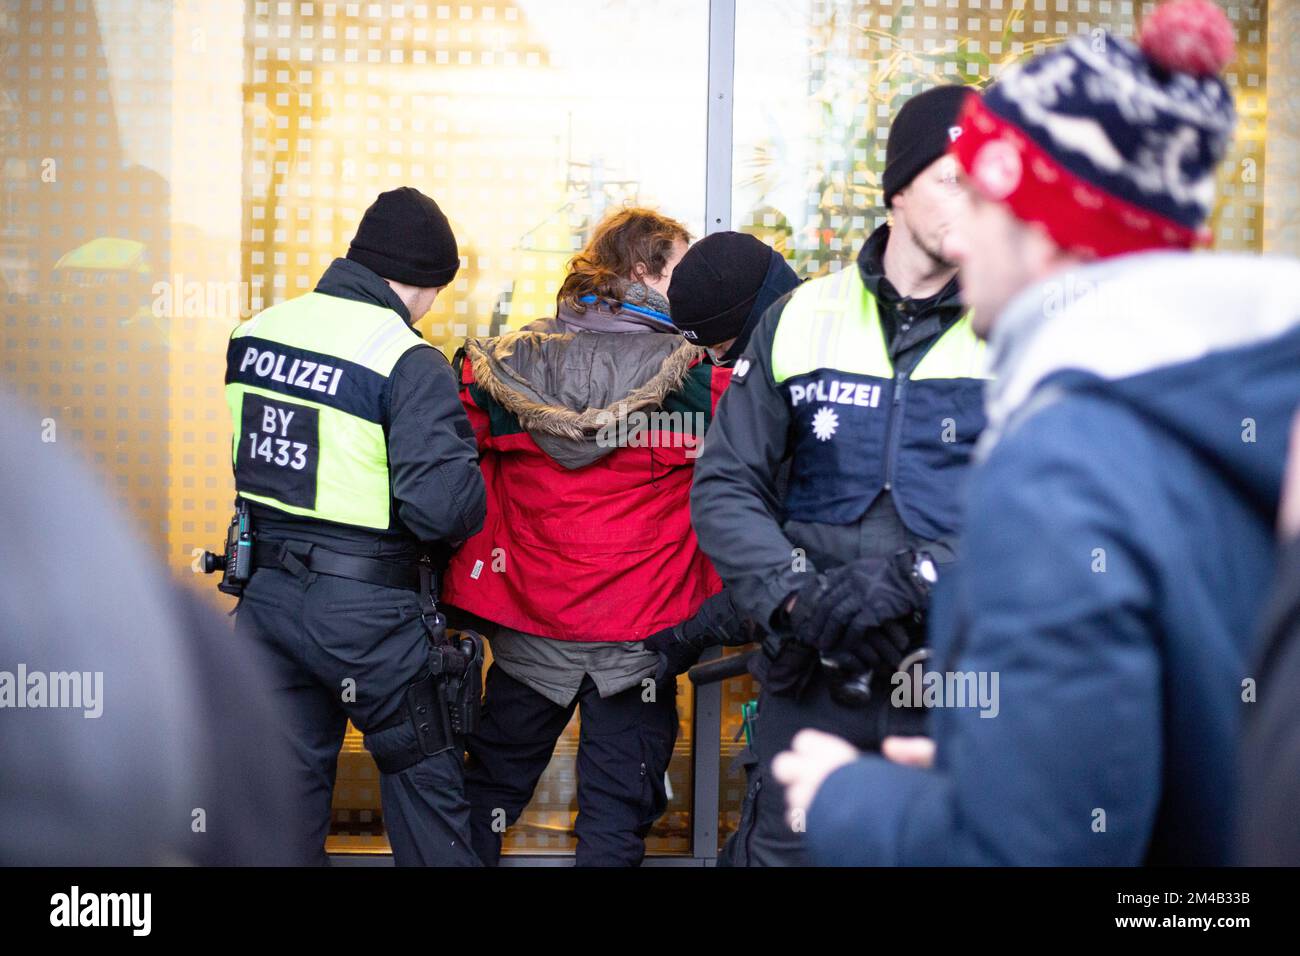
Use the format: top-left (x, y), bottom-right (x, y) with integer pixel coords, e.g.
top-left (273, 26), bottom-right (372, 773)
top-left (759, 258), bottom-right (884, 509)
top-left (1, 0), bottom-right (1288, 861)
top-left (732, 0), bottom-right (1271, 278)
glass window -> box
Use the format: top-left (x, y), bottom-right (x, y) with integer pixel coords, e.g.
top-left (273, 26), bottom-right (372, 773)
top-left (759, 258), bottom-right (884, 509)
top-left (2, 0), bottom-right (708, 858)
top-left (234, 0), bottom-right (711, 856)
top-left (2, 0), bottom-right (1291, 863)
top-left (731, 0), bottom-right (1273, 281)
top-left (719, 0), bottom-right (1281, 855)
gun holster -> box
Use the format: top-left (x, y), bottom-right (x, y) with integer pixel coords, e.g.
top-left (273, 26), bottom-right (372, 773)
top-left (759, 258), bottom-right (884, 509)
top-left (401, 629), bottom-right (485, 759)
top-left (408, 561), bottom-right (485, 753)
top-left (404, 669), bottom-right (455, 757)
top-left (439, 630), bottom-right (484, 739)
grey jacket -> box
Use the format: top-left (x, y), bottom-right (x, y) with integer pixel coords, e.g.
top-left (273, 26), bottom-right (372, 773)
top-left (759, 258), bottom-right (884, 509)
top-left (458, 315), bottom-right (704, 470)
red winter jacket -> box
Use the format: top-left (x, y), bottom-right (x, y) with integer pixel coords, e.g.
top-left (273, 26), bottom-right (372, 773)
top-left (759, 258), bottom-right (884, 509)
top-left (442, 327), bottom-right (731, 642)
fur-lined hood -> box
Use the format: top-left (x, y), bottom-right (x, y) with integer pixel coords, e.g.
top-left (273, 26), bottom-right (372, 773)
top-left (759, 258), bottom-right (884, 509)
top-left (462, 329), bottom-right (704, 469)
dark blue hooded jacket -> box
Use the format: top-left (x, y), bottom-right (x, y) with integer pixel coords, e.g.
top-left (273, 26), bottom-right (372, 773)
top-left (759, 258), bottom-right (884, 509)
top-left (806, 252), bottom-right (1300, 865)
top-left (717, 246), bottom-right (803, 363)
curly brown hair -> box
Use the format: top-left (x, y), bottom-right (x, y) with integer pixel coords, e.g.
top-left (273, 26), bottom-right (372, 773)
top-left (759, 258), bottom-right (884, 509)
top-left (557, 207), bottom-right (692, 314)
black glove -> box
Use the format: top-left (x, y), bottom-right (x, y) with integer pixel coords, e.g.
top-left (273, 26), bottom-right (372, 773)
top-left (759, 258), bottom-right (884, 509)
top-left (822, 619), bottom-right (915, 673)
top-left (687, 588), bottom-right (760, 648)
top-left (643, 624), bottom-right (705, 685)
top-left (822, 552), bottom-right (925, 663)
top-left (785, 572), bottom-right (838, 648)
top-left (759, 639), bottom-right (819, 698)
top-left (644, 589), bottom-right (757, 685)
top-left (791, 551), bottom-right (929, 668)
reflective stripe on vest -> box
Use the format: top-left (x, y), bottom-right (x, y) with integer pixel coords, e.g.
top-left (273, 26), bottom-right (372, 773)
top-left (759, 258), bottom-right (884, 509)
top-left (772, 266), bottom-right (990, 383)
top-left (224, 291), bottom-right (430, 530)
top-left (769, 265), bottom-right (989, 537)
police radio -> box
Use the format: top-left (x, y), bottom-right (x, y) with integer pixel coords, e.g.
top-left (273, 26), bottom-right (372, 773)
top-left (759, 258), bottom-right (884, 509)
top-left (201, 498), bottom-right (255, 597)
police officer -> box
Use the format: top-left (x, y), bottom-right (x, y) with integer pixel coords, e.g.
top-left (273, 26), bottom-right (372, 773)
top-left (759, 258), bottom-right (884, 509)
top-left (638, 231), bottom-right (804, 686)
top-left (690, 86), bottom-right (986, 865)
top-left (224, 187), bottom-right (487, 866)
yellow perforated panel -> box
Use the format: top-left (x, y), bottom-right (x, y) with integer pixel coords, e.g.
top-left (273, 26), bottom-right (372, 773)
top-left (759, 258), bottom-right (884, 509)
top-left (0, 0), bottom-right (1288, 860)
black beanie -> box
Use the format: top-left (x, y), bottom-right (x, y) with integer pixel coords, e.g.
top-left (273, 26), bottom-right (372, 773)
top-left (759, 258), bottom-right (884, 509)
top-left (882, 85), bottom-right (973, 208)
top-left (668, 232), bottom-right (775, 346)
top-left (346, 186), bottom-right (460, 288)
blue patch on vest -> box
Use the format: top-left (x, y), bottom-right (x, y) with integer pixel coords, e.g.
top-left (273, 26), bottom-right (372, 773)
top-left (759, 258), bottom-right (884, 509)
top-left (782, 369), bottom-right (893, 524)
top-left (226, 336), bottom-right (393, 424)
top-left (781, 369), bottom-right (984, 534)
top-left (894, 379), bottom-right (986, 539)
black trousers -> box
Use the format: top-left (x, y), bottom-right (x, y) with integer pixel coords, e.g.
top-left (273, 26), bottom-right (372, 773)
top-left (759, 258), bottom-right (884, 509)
top-left (234, 564), bottom-right (480, 866)
top-left (722, 661), bottom-right (926, 867)
top-left (465, 663), bottom-right (678, 867)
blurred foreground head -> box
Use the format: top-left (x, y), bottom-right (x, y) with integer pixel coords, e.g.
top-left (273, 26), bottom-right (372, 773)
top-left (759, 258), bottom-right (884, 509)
top-left (0, 395), bottom-right (301, 865)
top-left (946, 0), bottom-right (1238, 332)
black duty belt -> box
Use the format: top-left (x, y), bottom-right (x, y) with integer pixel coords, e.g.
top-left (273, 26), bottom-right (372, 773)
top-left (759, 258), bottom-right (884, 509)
top-left (252, 540), bottom-right (421, 591)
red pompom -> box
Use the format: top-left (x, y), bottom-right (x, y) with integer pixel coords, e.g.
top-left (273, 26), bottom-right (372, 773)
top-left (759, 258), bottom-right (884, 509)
top-left (1139, 0), bottom-right (1236, 77)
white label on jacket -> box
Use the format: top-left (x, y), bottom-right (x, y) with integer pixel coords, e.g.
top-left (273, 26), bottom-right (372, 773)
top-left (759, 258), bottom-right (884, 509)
top-left (788, 379), bottom-right (881, 408)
